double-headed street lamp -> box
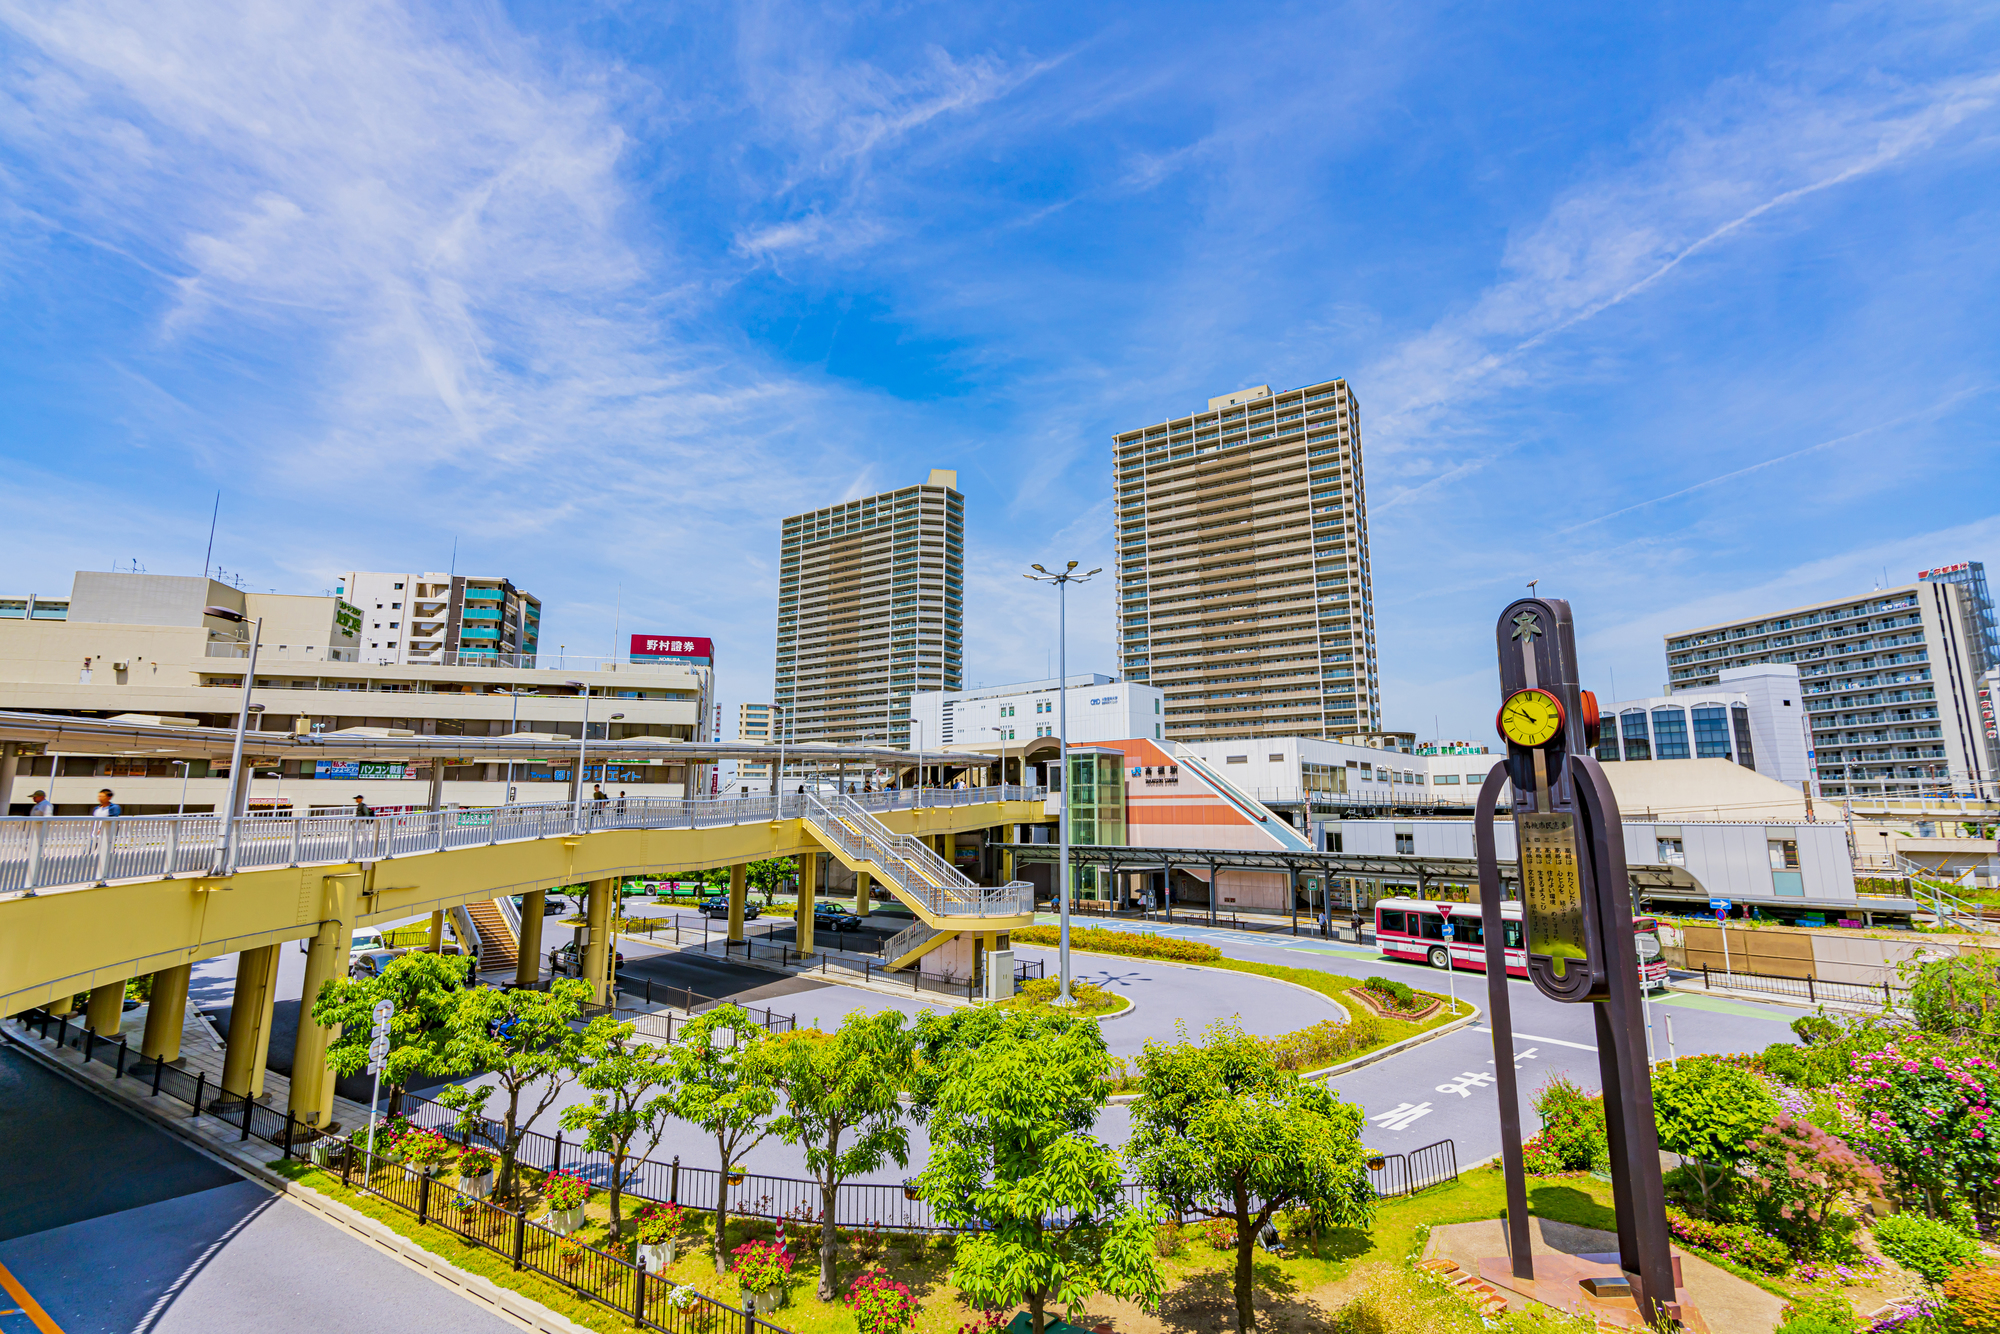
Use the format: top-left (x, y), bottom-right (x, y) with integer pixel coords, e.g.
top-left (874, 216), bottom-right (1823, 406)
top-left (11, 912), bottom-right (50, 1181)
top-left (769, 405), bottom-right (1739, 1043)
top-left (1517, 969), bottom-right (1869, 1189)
top-left (203, 605), bottom-right (263, 872)
top-left (1025, 560), bottom-right (1100, 1005)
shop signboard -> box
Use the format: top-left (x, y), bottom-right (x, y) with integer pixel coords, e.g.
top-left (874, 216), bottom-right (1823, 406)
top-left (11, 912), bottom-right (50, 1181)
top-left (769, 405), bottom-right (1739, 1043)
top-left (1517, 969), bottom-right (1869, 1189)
top-left (313, 760), bottom-right (408, 780)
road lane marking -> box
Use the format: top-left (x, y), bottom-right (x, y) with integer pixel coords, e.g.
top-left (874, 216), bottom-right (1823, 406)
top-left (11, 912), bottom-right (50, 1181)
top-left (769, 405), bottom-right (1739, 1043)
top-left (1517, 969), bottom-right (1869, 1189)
top-left (1470, 1027), bottom-right (1598, 1052)
top-left (1371, 1101), bottom-right (1434, 1132)
top-left (0, 1261), bottom-right (63, 1334)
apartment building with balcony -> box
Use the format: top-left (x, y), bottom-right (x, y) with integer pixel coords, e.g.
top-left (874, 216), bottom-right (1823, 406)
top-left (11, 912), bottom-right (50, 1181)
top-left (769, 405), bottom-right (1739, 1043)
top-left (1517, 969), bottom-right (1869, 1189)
top-left (0, 572), bottom-right (703, 814)
top-left (1112, 378), bottom-right (1378, 742)
top-left (1592, 665), bottom-right (1813, 792)
top-left (774, 471), bottom-right (964, 750)
top-left (1666, 572), bottom-right (1994, 800)
top-left (737, 701), bottom-right (773, 787)
top-left (334, 570), bottom-right (542, 667)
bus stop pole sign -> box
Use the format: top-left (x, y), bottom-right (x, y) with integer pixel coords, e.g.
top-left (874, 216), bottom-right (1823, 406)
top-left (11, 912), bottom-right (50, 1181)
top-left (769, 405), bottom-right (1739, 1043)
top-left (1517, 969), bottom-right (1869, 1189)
top-left (1472, 597), bottom-right (1682, 1324)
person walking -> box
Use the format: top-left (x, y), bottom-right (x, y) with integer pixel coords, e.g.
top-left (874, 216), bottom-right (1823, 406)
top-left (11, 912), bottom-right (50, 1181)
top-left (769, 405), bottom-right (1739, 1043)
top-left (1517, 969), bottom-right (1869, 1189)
top-left (352, 795), bottom-right (373, 819)
top-left (615, 789), bottom-right (627, 817)
top-left (92, 789), bottom-right (121, 818)
top-left (28, 790), bottom-right (53, 816)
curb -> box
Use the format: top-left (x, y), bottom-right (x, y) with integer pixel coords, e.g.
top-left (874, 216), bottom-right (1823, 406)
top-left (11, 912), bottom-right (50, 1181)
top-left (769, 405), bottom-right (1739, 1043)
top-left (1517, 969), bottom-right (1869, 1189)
top-left (1, 1022), bottom-right (598, 1334)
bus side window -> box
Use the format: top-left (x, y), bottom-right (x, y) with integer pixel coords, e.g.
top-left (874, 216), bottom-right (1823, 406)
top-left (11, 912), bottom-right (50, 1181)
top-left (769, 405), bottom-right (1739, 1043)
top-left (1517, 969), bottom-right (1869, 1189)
top-left (1504, 921), bottom-right (1523, 949)
top-left (1379, 911), bottom-right (1405, 935)
top-left (1419, 914), bottom-right (1445, 940)
top-left (1456, 918), bottom-right (1483, 946)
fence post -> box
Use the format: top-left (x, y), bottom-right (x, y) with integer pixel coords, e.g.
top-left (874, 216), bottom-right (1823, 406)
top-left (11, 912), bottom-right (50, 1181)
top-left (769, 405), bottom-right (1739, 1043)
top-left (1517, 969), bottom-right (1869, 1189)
top-left (85, 1029), bottom-right (96, 1063)
top-left (1885, 981), bottom-right (1893, 1008)
top-left (553, 1133), bottom-right (563, 1174)
top-left (671, 1156), bottom-right (680, 1205)
top-left (342, 1136), bottom-right (355, 1187)
top-left (285, 1111), bottom-right (297, 1159)
top-left (1807, 975), bottom-right (1816, 1004)
top-left (633, 1264), bottom-right (646, 1327)
top-left (115, 1036), bottom-right (129, 1078)
top-left (194, 1070), bottom-right (206, 1116)
top-left (512, 1211), bottom-right (526, 1270)
top-left (745, 1298), bottom-right (756, 1334)
top-left (152, 1054), bottom-right (165, 1098)
top-left (241, 1097), bottom-right (254, 1142)
top-left (1702, 964), bottom-right (1710, 991)
top-left (418, 1171), bottom-right (431, 1225)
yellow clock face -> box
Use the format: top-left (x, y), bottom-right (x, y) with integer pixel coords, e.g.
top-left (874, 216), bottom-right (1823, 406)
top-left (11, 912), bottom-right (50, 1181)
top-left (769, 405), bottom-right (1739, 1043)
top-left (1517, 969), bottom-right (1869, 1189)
top-left (1498, 688), bottom-right (1564, 748)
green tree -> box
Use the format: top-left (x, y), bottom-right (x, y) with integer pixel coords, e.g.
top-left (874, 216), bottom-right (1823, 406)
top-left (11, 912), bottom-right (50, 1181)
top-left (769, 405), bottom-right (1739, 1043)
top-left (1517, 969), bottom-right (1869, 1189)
top-left (1128, 1021), bottom-right (1373, 1332)
top-left (770, 1011), bottom-right (916, 1299)
top-left (910, 1008), bottom-right (1162, 1334)
top-left (747, 857), bottom-right (791, 908)
top-left (433, 978), bottom-right (593, 1197)
top-left (557, 1017), bottom-right (677, 1230)
top-left (662, 1004), bottom-right (783, 1271)
top-left (310, 950), bottom-right (470, 1121)
top-left (1907, 955), bottom-right (2000, 1050)
top-left (1651, 1058), bottom-right (1778, 1216)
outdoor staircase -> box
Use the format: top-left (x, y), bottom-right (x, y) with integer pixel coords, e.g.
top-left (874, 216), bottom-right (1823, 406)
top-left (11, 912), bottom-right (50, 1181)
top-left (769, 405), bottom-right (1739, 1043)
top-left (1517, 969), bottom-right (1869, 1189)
top-left (453, 898), bottom-right (519, 974)
top-left (1894, 856), bottom-right (1996, 933)
top-left (802, 794), bottom-right (1033, 928)
top-left (881, 919), bottom-right (945, 969)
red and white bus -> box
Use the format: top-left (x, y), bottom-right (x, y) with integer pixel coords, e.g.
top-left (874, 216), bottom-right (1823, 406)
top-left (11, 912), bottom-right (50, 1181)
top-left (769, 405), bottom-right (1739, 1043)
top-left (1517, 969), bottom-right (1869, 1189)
top-left (1373, 897), bottom-right (1668, 990)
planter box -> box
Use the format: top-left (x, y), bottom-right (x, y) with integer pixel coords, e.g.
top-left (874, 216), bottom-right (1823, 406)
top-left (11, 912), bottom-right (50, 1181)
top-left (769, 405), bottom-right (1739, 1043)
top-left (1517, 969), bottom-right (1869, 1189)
top-left (639, 1241), bottom-right (677, 1271)
top-left (547, 1206), bottom-right (585, 1235)
top-left (308, 1139), bottom-right (339, 1167)
top-left (460, 1171), bottom-right (494, 1199)
top-left (748, 1288), bottom-right (785, 1315)
top-left (1345, 985), bottom-right (1442, 1023)
top-left (402, 1161), bottom-right (444, 1181)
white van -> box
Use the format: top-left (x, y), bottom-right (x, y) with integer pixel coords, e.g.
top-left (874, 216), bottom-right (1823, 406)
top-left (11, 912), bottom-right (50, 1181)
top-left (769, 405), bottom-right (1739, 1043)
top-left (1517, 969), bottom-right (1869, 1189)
top-left (350, 927), bottom-right (387, 956)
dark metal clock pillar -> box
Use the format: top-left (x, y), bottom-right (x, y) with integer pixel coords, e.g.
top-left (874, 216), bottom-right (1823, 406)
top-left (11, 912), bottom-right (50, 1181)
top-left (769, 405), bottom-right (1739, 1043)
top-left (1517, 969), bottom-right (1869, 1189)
top-left (1475, 597), bottom-right (1679, 1324)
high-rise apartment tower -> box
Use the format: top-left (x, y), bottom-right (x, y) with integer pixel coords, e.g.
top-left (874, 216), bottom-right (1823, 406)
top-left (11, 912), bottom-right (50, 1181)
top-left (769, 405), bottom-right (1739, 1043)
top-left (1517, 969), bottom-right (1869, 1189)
top-left (1114, 379), bottom-right (1377, 740)
top-left (737, 702), bottom-right (773, 786)
top-left (1665, 568), bottom-right (1995, 800)
top-left (774, 471), bottom-right (964, 749)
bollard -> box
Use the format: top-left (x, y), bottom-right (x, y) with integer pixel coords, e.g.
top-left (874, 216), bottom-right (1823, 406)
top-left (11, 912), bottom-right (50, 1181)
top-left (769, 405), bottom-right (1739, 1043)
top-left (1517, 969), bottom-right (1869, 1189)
top-left (152, 1055), bottom-right (165, 1098)
top-left (241, 1097), bottom-right (253, 1142)
top-left (193, 1070), bottom-right (206, 1117)
top-left (116, 1036), bottom-right (129, 1079)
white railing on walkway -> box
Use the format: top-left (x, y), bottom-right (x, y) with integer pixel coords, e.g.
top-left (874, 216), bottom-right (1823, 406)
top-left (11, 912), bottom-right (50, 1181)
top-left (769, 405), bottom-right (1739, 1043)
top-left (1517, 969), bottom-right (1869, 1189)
top-left (803, 793), bottom-right (1035, 919)
top-left (0, 786), bottom-right (1046, 896)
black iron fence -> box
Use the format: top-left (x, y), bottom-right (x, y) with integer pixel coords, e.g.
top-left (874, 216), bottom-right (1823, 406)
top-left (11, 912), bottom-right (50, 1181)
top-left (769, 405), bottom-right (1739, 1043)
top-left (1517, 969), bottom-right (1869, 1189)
top-left (8, 1008), bottom-right (788, 1334)
top-left (11, 1005), bottom-right (1456, 1250)
top-left (1698, 965), bottom-right (1904, 1009)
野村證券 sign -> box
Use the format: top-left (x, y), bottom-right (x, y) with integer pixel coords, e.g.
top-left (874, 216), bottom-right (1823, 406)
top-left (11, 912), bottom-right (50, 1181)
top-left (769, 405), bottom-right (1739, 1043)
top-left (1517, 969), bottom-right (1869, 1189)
top-left (630, 635), bottom-right (713, 659)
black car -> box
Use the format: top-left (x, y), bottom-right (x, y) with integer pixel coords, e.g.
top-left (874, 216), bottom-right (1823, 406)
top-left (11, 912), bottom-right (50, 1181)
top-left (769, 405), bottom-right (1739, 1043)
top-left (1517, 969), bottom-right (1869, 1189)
top-left (811, 905), bottom-right (864, 933)
top-left (698, 896), bottom-right (759, 920)
top-left (510, 893), bottom-right (569, 917)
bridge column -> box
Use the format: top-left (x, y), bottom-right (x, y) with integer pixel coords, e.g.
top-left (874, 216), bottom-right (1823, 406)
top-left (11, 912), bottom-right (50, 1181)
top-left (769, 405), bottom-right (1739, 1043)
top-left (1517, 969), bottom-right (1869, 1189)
top-left (516, 890), bottom-right (546, 987)
top-left (427, 909), bottom-right (445, 952)
top-left (727, 864), bottom-right (748, 943)
top-left (582, 877), bottom-right (615, 1006)
top-left (46, 992), bottom-right (73, 1017)
top-left (217, 943), bottom-right (282, 1107)
top-left (291, 872), bottom-right (361, 1127)
top-left (141, 964), bottom-right (191, 1063)
top-left (855, 871), bottom-right (871, 917)
top-left (86, 980), bottom-right (126, 1038)
top-left (795, 848), bottom-right (818, 956)
top-left (0, 740), bottom-right (17, 810)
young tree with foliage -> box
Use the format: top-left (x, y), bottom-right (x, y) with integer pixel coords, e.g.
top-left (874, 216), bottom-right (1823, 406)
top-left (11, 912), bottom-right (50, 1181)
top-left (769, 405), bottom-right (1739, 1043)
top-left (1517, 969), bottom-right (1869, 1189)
top-left (557, 1016), bottom-right (677, 1231)
top-left (1128, 1020), bottom-right (1373, 1332)
top-left (310, 950), bottom-right (470, 1120)
top-left (910, 1007), bottom-right (1162, 1334)
top-left (1906, 956), bottom-right (2000, 1051)
top-left (434, 977), bottom-right (593, 1197)
top-left (1746, 1113), bottom-right (1882, 1251)
top-left (770, 1011), bottom-right (916, 1299)
top-left (1650, 1057), bottom-right (1778, 1216)
top-left (662, 1004), bottom-right (783, 1271)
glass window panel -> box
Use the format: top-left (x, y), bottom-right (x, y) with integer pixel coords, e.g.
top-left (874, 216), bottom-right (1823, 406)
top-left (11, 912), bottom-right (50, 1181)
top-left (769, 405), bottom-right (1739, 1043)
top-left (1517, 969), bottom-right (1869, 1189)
top-left (1651, 707), bottom-right (1690, 760)
top-left (1692, 707), bottom-right (1732, 759)
top-left (1620, 711), bottom-right (1652, 762)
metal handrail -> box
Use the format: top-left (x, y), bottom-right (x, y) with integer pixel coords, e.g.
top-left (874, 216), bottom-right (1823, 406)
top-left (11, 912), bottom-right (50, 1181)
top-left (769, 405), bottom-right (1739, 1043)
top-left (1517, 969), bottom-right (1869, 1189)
top-left (0, 787), bottom-right (1047, 895)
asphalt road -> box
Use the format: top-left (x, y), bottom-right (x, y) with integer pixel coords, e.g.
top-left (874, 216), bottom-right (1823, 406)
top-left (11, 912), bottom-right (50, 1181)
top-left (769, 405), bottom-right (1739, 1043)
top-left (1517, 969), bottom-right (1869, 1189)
top-left (0, 1042), bottom-right (515, 1334)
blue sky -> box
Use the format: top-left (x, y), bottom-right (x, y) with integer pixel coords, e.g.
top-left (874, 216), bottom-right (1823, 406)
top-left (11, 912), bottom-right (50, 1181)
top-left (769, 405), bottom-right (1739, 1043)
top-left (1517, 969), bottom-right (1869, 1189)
top-left (2, 0), bottom-right (1997, 741)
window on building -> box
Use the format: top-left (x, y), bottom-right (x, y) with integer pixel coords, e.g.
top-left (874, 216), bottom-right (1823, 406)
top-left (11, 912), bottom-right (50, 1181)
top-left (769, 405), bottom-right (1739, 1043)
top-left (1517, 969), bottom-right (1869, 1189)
top-left (1768, 839), bottom-right (1799, 870)
top-left (393, 583), bottom-right (403, 589)
top-left (1731, 705), bottom-right (1758, 769)
top-left (1651, 707), bottom-right (1690, 759)
top-left (1395, 832), bottom-right (1415, 854)
top-left (1225, 755), bottom-right (1247, 764)
top-left (1435, 774), bottom-right (1460, 784)
top-left (1154, 699), bottom-right (1162, 713)
top-left (1692, 707), bottom-right (1732, 759)
top-left (1619, 711), bottom-right (1651, 761)
top-left (1657, 837), bottom-right (1685, 866)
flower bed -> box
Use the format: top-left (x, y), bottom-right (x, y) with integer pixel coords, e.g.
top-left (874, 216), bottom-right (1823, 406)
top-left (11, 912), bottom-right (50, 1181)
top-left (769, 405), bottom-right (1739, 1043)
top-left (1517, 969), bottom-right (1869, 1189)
top-left (1347, 976), bottom-right (1443, 1022)
top-left (1665, 1206), bottom-right (1790, 1274)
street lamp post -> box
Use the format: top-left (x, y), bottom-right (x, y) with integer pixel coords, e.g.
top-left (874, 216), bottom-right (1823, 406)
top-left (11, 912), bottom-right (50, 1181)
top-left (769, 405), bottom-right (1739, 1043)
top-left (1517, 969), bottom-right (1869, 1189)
top-left (497, 688), bottom-right (537, 804)
top-left (564, 681), bottom-right (592, 831)
top-left (1025, 560), bottom-right (1100, 1005)
top-left (985, 726), bottom-right (1011, 794)
top-left (203, 606), bottom-right (263, 873)
top-left (172, 760), bottom-right (190, 818)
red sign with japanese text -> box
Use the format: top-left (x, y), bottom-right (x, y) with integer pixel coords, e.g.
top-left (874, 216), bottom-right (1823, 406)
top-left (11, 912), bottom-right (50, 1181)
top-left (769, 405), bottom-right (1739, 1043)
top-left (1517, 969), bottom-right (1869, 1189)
top-left (630, 635), bottom-right (713, 658)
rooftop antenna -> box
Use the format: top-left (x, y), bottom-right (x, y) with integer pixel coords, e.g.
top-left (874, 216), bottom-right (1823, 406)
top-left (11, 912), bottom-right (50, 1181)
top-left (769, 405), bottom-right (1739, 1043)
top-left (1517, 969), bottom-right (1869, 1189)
top-left (202, 491), bottom-right (221, 580)
top-left (450, 537), bottom-right (458, 579)
top-left (1526, 579), bottom-right (1539, 594)
top-left (612, 582), bottom-right (622, 659)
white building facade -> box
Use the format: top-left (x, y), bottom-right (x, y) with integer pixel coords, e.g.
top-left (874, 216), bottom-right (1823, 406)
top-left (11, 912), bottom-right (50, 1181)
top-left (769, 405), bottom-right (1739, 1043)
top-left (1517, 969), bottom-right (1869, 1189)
top-left (1595, 665), bottom-right (1813, 792)
top-left (911, 675), bottom-right (1165, 752)
top-left (334, 570), bottom-right (542, 668)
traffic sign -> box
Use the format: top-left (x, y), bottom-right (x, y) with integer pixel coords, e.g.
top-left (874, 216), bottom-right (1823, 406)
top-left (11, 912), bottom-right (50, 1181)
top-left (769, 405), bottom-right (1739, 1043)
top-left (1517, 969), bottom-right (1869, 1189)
top-left (1707, 899), bottom-right (1730, 911)
top-left (1441, 922), bottom-right (1456, 941)
top-left (1635, 937), bottom-right (1661, 960)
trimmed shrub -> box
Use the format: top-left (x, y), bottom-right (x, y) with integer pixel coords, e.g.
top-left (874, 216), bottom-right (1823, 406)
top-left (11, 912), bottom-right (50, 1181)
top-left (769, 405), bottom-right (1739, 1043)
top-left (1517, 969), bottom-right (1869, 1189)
top-left (1263, 1016), bottom-right (1386, 1071)
top-left (1011, 925), bottom-right (1222, 963)
top-left (1942, 1267), bottom-right (2000, 1333)
top-left (1875, 1213), bottom-right (1983, 1284)
top-left (1531, 1075), bottom-right (1606, 1174)
top-left (1777, 1293), bottom-right (1856, 1334)
top-left (1666, 1206), bottom-right (1791, 1274)
top-left (1362, 976), bottom-right (1417, 1009)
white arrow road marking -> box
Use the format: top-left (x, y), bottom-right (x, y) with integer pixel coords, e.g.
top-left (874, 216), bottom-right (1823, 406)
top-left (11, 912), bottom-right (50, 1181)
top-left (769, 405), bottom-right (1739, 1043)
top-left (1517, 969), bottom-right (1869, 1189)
top-left (1371, 1101), bottom-right (1435, 1132)
top-left (1486, 1046), bottom-right (1540, 1068)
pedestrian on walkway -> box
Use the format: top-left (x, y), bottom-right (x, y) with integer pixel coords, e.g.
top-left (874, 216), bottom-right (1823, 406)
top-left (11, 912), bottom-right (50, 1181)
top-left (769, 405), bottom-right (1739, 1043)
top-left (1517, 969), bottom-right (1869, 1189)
top-left (28, 790), bottom-right (53, 816)
top-left (616, 789), bottom-right (628, 817)
top-left (352, 795), bottom-right (373, 818)
top-left (93, 789), bottom-right (121, 817)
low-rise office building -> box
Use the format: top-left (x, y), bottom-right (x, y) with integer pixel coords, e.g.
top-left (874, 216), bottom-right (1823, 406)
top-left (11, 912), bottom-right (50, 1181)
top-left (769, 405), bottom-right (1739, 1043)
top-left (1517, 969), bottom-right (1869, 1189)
top-left (911, 675), bottom-right (1165, 761)
top-left (1594, 665), bottom-right (1813, 792)
top-left (335, 570), bottom-right (542, 667)
top-left (0, 572), bottom-right (707, 814)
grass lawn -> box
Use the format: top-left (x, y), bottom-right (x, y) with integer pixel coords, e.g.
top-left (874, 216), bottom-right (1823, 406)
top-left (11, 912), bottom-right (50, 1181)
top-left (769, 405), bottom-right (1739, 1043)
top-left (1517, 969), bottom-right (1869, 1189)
top-left (270, 1154), bottom-right (1619, 1334)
